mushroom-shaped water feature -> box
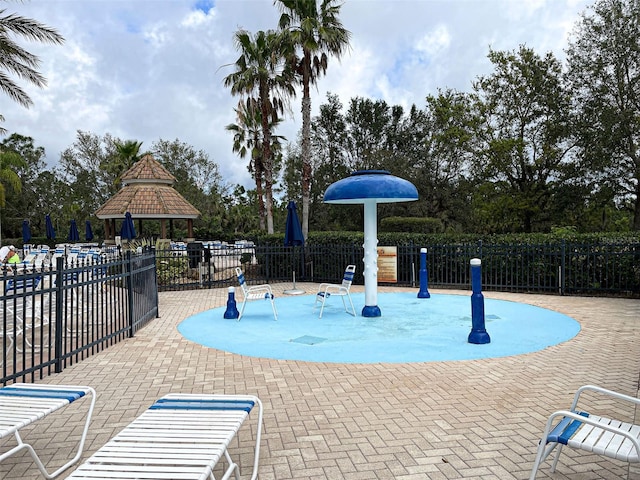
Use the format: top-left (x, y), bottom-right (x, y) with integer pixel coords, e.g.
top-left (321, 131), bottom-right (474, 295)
top-left (324, 170), bottom-right (418, 317)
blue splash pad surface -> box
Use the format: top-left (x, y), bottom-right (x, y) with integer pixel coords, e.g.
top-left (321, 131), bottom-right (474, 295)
top-left (177, 292), bottom-right (580, 364)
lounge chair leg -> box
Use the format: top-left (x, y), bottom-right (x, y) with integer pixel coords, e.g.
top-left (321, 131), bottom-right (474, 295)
top-left (238, 300), bottom-right (247, 321)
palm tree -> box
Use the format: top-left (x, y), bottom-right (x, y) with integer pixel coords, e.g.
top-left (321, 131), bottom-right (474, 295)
top-left (224, 29), bottom-right (294, 234)
top-left (0, 5), bottom-right (64, 132)
top-left (226, 98), bottom-right (267, 231)
top-left (226, 98), bottom-right (287, 231)
top-left (115, 140), bottom-right (143, 168)
top-left (0, 149), bottom-right (26, 244)
top-left (276, 0), bottom-right (351, 239)
top-left (105, 139), bottom-right (143, 189)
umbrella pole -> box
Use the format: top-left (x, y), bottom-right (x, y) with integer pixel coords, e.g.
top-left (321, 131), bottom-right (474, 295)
top-left (284, 245), bottom-right (305, 295)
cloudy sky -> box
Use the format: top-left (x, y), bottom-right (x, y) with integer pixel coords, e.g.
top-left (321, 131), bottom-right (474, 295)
top-left (2, 0), bottom-right (592, 189)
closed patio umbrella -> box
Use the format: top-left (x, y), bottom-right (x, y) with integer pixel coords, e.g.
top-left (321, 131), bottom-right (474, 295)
top-left (45, 214), bottom-right (55, 240)
top-left (22, 219), bottom-right (31, 244)
top-left (68, 219), bottom-right (80, 242)
top-left (283, 201), bottom-right (305, 294)
top-left (120, 212), bottom-right (136, 240)
top-left (85, 220), bottom-right (94, 241)
top-left (284, 201), bottom-right (304, 247)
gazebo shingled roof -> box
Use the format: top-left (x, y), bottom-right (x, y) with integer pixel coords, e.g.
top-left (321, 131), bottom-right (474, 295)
top-left (120, 154), bottom-right (176, 184)
top-left (95, 184), bottom-right (200, 219)
top-left (95, 154), bottom-right (201, 240)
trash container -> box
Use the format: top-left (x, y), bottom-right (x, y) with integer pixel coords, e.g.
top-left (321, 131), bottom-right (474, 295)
top-left (187, 242), bottom-right (203, 269)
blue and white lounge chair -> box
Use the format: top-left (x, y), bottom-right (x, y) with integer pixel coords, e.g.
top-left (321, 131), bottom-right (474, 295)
top-left (235, 267), bottom-right (277, 321)
top-left (66, 393), bottom-right (263, 480)
top-left (314, 264), bottom-right (356, 318)
top-left (4, 274), bottom-right (50, 351)
top-left (530, 384), bottom-right (640, 479)
top-left (0, 384), bottom-right (96, 479)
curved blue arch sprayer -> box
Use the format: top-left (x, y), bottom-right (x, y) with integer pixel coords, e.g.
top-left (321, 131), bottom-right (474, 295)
top-left (178, 292), bottom-right (580, 364)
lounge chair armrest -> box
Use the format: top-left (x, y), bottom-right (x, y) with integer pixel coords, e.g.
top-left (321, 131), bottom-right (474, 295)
top-left (318, 284), bottom-right (344, 295)
top-left (543, 409), bottom-right (640, 453)
top-left (246, 284), bottom-right (274, 295)
top-left (572, 384), bottom-right (640, 410)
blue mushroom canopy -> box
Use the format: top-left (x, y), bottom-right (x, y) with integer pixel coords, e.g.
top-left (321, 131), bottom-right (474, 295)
top-left (323, 170), bottom-right (418, 204)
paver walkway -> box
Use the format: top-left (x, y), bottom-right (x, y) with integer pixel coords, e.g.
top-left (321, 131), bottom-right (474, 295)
top-left (1, 285), bottom-right (639, 479)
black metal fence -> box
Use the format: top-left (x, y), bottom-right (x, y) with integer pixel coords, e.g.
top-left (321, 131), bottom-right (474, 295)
top-left (1, 251), bottom-right (158, 385)
top-left (3, 240), bottom-right (634, 383)
top-left (156, 240), bottom-right (640, 297)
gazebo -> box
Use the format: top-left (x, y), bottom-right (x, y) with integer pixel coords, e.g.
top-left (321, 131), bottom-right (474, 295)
top-left (95, 154), bottom-right (200, 241)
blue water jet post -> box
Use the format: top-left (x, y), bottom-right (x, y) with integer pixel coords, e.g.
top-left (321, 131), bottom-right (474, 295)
top-left (417, 247), bottom-right (430, 298)
top-left (223, 286), bottom-right (239, 319)
top-left (468, 258), bottom-right (490, 344)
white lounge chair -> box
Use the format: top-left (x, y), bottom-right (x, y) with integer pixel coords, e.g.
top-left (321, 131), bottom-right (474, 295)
top-left (0, 384), bottom-right (96, 479)
top-left (51, 245), bottom-right (66, 267)
top-left (33, 247), bottom-right (50, 271)
top-left (15, 252), bottom-right (37, 273)
top-left (66, 246), bottom-right (82, 265)
top-left (4, 274), bottom-right (50, 351)
top-left (235, 267), bottom-right (277, 321)
top-left (0, 315), bottom-right (22, 367)
top-left (314, 264), bottom-right (356, 318)
top-left (530, 384), bottom-right (640, 479)
top-left (66, 393), bottom-right (263, 480)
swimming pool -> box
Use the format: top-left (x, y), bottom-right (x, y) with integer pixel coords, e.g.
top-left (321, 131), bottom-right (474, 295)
top-left (178, 292), bottom-right (580, 364)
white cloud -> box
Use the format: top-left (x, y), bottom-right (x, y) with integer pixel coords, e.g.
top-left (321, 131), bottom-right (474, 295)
top-left (1, 0), bottom-right (593, 189)
top-left (415, 24), bottom-right (451, 59)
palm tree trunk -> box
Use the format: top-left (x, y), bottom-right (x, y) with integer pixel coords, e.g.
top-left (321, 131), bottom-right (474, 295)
top-left (260, 83), bottom-right (275, 234)
top-left (254, 160), bottom-right (266, 231)
top-left (300, 59), bottom-right (313, 240)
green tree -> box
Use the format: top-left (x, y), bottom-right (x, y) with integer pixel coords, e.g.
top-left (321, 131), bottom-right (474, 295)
top-left (276, 0), bottom-right (351, 239)
top-left (565, 0), bottom-right (640, 229)
top-left (0, 133), bottom-right (48, 236)
top-left (0, 146), bottom-right (25, 243)
top-left (59, 131), bottom-right (119, 225)
top-left (226, 98), bottom-right (275, 231)
top-left (0, 3), bottom-right (64, 132)
top-left (408, 91), bottom-right (477, 231)
top-left (108, 139), bottom-right (144, 188)
top-left (151, 138), bottom-right (226, 239)
top-left (224, 29), bottom-right (294, 234)
top-left (470, 46), bottom-right (574, 233)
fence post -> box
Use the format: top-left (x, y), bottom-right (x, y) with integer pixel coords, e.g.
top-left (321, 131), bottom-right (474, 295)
top-left (126, 251), bottom-right (135, 337)
top-left (152, 249), bottom-right (160, 318)
top-left (560, 240), bottom-right (566, 296)
top-left (54, 256), bottom-right (65, 374)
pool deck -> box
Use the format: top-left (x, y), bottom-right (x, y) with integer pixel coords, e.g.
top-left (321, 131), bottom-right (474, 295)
top-left (1, 284), bottom-right (639, 479)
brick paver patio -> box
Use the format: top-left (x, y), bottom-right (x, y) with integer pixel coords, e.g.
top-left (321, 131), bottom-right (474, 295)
top-left (1, 284), bottom-right (639, 479)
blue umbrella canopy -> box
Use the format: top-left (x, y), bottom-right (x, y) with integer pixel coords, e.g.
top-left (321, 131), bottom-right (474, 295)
top-left (85, 220), bottom-right (94, 241)
top-left (45, 214), bottom-right (55, 240)
top-left (284, 201), bottom-right (304, 246)
top-left (68, 219), bottom-right (80, 242)
top-left (22, 219), bottom-right (31, 244)
top-left (120, 211), bottom-right (136, 240)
